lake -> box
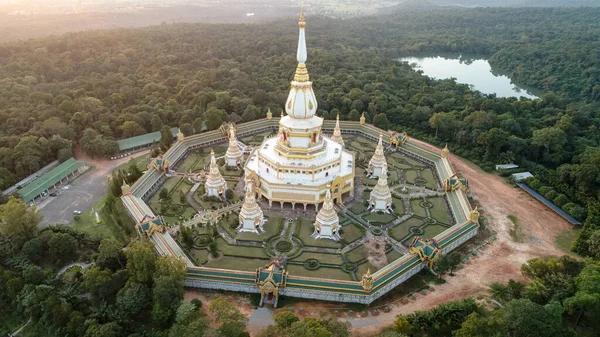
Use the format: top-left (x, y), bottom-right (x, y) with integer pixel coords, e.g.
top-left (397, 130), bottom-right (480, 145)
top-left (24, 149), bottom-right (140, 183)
top-left (399, 54), bottom-right (541, 99)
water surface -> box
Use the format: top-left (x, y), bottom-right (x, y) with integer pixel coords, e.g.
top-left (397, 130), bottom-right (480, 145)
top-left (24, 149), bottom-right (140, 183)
top-left (399, 54), bottom-right (541, 99)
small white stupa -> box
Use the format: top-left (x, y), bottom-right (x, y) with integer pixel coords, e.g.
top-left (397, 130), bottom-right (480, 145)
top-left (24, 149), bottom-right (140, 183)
top-left (205, 149), bottom-right (227, 197)
top-left (225, 128), bottom-right (243, 167)
top-left (312, 186), bottom-right (340, 241)
top-left (368, 165), bottom-right (393, 213)
top-left (330, 114), bottom-right (345, 147)
top-left (237, 179), bottom-right (265, 234)
top-left (367, 134), bottom-right (387, 178)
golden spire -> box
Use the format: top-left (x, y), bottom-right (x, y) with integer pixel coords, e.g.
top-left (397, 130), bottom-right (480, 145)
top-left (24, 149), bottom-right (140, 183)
top-left (121, 179), bottom-right (131, 196)
top-left (299, 8), bottom-right (306, 28)
top-left (441, 144), bottom-right (450, 158)
top-left (177, 128), bottom-right (184, 141)
top-left (331, 113), bottom-right (345, 147)
top-left (360, 112), bottom-right (366, 125)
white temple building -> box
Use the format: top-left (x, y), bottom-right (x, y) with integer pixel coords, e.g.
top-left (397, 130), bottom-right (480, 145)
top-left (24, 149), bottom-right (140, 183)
top-left (205, 149), bottom-right (227, 197)
top-left (225, 128), bottom-right (243, 167)
top-left (367, 134), bottom-right (387, 178)
top-left (312, 187), bottom-right (340, 240)
top-left (237, 179), bottom-right (265, 234)
top-left (368, 165), bottom-right (393, 213)
top-left (244, 11), bottom-right (355, 211)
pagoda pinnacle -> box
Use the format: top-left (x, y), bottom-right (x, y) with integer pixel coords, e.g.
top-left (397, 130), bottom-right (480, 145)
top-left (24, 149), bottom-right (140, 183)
top-left (331, 114), bottom-right (345, 147)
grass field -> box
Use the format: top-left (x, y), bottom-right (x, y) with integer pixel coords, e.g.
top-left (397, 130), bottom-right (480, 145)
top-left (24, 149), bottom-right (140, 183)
top-left (410, 199), bottom-right (428, 217)
top-left (216, 238), bottom-right (267, 259)
top-left (286, 264), bottom-right (350, 280)
top-left (341, 223), bottom-right (364, 243)
top-left (388, 217), bottom-right (424, 241)
top-left (429, 197), bottom-right (451, 223)
top-left (204, 256), bottom-right (269, 271)
top-left (392, 197), bottom-right (405, 214)
top-left (291, 252), bottom-right (344, 265)
top-left (345, 245), bottom-right (368, 263)
top-left (422, 224), bottom-right (448, 239)
top-left (235, 216), bottom-right (283, 241)
top-left (357, 260), bottom-right (380, 276)
top-left (555, 228), bottom-right (580, 254)
top-left (363, 212), bottom-right (397, 225)
top-left (386, 249), bottom-right (404, 262)
top-left (72, 196), bottom-right (115, 239)
top-left (421, 168), bottom-right (438, 189)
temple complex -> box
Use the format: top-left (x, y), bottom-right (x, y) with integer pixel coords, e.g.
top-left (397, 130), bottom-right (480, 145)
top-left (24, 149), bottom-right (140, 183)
top-left (238, 179), bottom-right (265, 233)
top-left (225, 128), bottom-right (243, 167)
top-left (244, 10), bottom-right (355, 211)
top-left (367, 134), bottom-right (387, 178)
top-left (368, 165), bottom-right (393, 213)
top-left (205, 149), bottom-right (227, 197)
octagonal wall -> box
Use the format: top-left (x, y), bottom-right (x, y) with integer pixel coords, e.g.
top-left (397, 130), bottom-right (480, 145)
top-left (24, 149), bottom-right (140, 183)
top-left (121, 118), bottom-right (479, 304)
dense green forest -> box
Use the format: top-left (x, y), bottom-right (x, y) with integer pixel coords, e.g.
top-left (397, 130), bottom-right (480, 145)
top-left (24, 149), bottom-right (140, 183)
top-left (1, 7), bottom-right (599, 240)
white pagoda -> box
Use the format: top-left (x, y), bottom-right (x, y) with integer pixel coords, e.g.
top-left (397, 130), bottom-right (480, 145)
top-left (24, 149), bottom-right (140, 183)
top-left (244, 11), bottom-right (355, 211)
top-left (367, 134), bottom-right (387, 178)
top-left (330, 114), bottom-right (345, 147)
top-left (205, 149), bottom-right (227, 197)
top-left (237, 179), bottom-right (265, 234)
top-left (368, 165), bottom-right (393, 213)
top-left (225, 128), bottom-right (243, 167)
top-left (312, 187), bottom-right (340, 240)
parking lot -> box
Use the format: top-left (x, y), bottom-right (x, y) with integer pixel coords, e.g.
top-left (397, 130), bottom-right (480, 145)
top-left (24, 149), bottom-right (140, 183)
top-left (37, 149), bottom-right (149, 227)
top-left (38, 168), bottom-right (108, 226)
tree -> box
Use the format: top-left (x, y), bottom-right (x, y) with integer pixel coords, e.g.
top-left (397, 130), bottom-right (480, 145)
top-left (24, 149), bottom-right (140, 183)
top-left (209, 240), bottom-right (218, 258)
top-left (22, 265), bottom-right (46, 285)
top-left (124, 242), bottom-right (156, 285)
top-left (0, 197), bottom-right (42, 249)
top-left (393, 315), bottom-right (411, 334)
top-left (274, 311), bottom-right (299, 329)
top-left (436, 252), bottom-right (461, 277)
top-left (287, 318), bottom-right (332, 337)
top-left (373, 113), bottom-right (390, 130)
top-left (160, 125), bottom-right (174, 148)
top-left (120, 121), bottom-right (146, 138)
top-left (152, 257), bottom-right (187, 328)
top-left (96, 238), bottom-right (124, 269)
top-left (21, 237), bottom-right (43, 263)
top-left (48, 233), bottom-right (78, 264)
top-left (116, 282), bottom-right (151, 318)
top-left (159, 188), bottom-right (169, 201)
top-left (83, 321), bottom-right (123, 337)
top-left (453, 311), bottom-right (503, 337)
top-left (502, 299), bottom-right (565, 337)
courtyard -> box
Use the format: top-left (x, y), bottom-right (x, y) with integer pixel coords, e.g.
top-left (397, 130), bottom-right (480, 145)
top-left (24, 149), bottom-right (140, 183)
top-left (153, 133), bottom-right (456, 281)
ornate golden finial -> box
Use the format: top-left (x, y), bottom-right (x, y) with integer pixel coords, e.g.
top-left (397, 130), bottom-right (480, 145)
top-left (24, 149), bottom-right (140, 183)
top-left (299, 8), bottom-right (306, 28)
top-left (266, 108), bottom-right (272, 120)
top-left (361, 268), bottom-right (374, 291)
top-left (469, 205), bottom-right (480, 223)
top-left (441, 144), bottom-right (449, 158)
top-left (177, 128), bottom-right (184, 141)
top-left (121, 179), bottom-right (131, 196)
top-left (360, 112), bottom-right (365, 125)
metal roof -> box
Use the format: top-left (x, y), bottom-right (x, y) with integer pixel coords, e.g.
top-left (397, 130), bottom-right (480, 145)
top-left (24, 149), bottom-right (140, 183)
top-left (511, 172), bottom-right (534, 181)
top-left (495, 163), bottom-right (518, 170)
top-left (117, 127), bottom-right (178, 152)
top-left (517, 183), bottom-right (581, 225)
top-left (18, 158), bottom-right (86, 203)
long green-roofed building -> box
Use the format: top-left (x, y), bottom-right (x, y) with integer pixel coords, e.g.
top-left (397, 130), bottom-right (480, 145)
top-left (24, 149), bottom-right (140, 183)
top-left (18, 158), bottom-right (87, 203)
top-left (116, 127), bottom-right (178, 154)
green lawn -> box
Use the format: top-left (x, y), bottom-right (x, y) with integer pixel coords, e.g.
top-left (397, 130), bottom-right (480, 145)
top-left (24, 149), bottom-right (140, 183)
top-left (386, 249), bottom-right (404, 262)
top-left (410, 199), bottom-right (428, 217)
top-left (388, 217), bottom-right (424, 241)
top-left (404, 170), bottom-right (419, 184)
top-left (422, 224), bottom-right (448, 239)
top-left (341, 223), bottom-right (364, 243)
top-left (286, 264), bottom-right (350, 280)
top-left (356, 260), bottom-right (380, 276)
top-left (428, 197), bottom-right (451, 223)
top-left (392, 197), bottom-right (405, 214)
top-left (363, 212), bottom-right (397, 225)
top-left (189, 249), bottom-right (209, 265)
top-left (421, 168), bottom-right (438, 189)
top-left (291, 252), bottom-right (344, 265)
top-left (350, 202), bottom-right (367, 214)
top-left (345, 245), bottom-right (368, 263)
top-left (216, 238), bottom-right (268, 259)
top-left (112, 155), bottom-right (147, 174)
top-left (555, 228), bottom-right (580, 254)
top-left (71, 196), bottom-right (115, 239)
top-left (204, 256), bottom-right (269, 271)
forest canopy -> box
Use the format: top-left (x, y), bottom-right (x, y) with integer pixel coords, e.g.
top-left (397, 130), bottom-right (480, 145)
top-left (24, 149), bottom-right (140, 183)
top-left (0, 6), bottom-right (598, 230)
